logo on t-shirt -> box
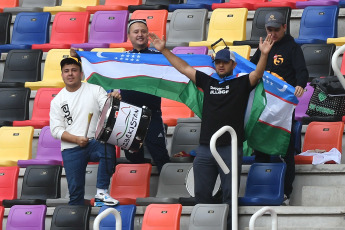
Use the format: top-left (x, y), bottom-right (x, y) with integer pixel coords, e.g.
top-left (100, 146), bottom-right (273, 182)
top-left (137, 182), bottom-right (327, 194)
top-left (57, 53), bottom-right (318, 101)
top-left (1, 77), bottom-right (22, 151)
top-left (61, 103), bottom-right (73, 125)
top-left (210, 85), bottom-right (229, 94)
top-left (273, 54), bottom-right (284, 65)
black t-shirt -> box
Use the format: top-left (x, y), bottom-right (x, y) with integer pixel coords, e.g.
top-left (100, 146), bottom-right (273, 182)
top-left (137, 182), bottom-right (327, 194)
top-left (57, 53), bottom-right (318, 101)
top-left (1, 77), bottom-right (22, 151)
top-left (196, 70), bottom-right (252, 146)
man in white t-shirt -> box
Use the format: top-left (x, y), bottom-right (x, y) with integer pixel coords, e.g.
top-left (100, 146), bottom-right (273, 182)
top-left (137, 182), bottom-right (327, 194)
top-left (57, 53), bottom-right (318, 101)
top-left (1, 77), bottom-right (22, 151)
top-left (50, 57), bottom-right (121, 206)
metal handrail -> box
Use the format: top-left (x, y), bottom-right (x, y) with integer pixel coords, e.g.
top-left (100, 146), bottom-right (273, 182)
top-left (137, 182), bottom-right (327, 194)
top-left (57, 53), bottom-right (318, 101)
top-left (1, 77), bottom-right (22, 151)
top-left (249, 206), bottom-right (278, 230)
top-left (331, 44), bottom-right (345, 90)
top-left (210, 125), bottom-right (238, 230)
top-left (93, 208), bottom-right (122, 230)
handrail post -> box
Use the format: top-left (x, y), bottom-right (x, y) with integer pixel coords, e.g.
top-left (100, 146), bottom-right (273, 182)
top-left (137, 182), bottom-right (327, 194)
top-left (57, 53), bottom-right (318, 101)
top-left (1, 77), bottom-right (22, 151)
top-left (331, 44), bottom-right (345, 90)
top-left (210, 125), bottom-right (238, 230)
top-left (249, 206), bottom-right (278, 230)
top-left (93, 208), bottom-right (122, 230)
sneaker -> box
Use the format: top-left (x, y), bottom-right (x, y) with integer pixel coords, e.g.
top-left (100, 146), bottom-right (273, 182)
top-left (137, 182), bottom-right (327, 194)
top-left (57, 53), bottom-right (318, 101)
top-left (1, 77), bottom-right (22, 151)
top-left (282, 194), bottom-right (290, 206)
top-left (95, 192), bottom-right (119, 206)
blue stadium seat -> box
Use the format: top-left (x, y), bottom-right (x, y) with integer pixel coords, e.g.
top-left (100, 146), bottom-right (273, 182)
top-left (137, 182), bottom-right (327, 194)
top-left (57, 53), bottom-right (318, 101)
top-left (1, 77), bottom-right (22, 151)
top-left (0, 12), bottom-right (50, 52)
top-left (169, 0), bottom-right (224, 11)
top-left (98, 205), bottom-right (136, 230)
top-left (295, 5), bottom-right (339, 45)
top-left (239, 163), bottom-right (286, 206)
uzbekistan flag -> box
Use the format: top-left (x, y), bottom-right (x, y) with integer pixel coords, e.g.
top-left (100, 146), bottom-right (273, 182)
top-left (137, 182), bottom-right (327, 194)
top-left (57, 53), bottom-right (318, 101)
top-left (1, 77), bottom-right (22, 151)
top-left (78, 51), bottom-right (298, 156)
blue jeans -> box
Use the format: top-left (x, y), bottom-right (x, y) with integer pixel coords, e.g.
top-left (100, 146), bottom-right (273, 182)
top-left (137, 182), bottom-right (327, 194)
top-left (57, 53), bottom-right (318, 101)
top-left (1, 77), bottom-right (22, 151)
top-left (62, 139), bottom-right (116, 205)
top-left (193, 144), bottom-right (243, 230)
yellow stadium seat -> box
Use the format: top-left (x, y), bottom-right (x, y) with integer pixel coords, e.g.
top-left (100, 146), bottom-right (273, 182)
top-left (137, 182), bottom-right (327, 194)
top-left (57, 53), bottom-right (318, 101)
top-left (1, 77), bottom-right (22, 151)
top-left (327, 37), bottom-right (345, 46)
top-left (25, 49), bottom-right (74, 90)
top-left (0, 126), bottom-right (34, 166)
top-left (189, 8), bottom-right (248, 48)
top-left (91, 48), bottom-right (126, 52)
top-left (214, 45), bottom-right (251, 60)
top-left (43, 0), bottom-right (99, 15)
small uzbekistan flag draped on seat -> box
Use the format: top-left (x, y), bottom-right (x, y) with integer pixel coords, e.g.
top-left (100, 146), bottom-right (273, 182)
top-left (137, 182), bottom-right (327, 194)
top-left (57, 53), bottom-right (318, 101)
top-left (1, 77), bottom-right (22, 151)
top-left (78, 51), bottom-right (298, 156)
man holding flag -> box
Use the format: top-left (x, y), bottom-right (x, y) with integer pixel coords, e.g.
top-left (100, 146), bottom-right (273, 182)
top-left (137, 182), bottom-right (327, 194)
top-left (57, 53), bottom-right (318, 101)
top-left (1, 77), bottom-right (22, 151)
top-left (148, 32), bottom-right (274, 229)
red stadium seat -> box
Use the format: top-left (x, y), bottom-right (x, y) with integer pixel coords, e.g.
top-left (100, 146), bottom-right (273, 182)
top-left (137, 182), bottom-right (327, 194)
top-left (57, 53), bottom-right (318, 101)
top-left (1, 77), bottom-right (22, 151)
top-left (0, 166), bottom-right (19, 206)
top-left (0, 0), bottom-right (18, 12)
top-left (13, 88), bottom-right (62, 129)
top-left (254, 0), bottom-right (308, 10)
top-left (212, 0), bottom-right (266, 11)
top-left (32, 12), bottom-right (90, 52)
top-left (109, 9), bottom-right (168, 50)
top-left (142, 204), bottom-right (182, 230)
top-left (161, 98), bottom-right (194, 127)
top-left (86, 0), bottom-right (142, 14)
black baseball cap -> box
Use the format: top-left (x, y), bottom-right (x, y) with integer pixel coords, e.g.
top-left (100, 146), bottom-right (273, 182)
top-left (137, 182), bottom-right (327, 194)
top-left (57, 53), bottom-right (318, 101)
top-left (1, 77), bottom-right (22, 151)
top-left (265, 11), bottom-right (285, 28)
top-left (60, 57), bottom-right (82, 70)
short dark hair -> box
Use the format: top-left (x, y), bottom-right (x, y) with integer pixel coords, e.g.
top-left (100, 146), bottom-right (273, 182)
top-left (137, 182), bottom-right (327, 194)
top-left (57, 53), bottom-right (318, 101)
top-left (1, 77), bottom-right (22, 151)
top-left (60, 57), bottom-right (82, 71)
top-left (127, 19), bottom-right (147, 33)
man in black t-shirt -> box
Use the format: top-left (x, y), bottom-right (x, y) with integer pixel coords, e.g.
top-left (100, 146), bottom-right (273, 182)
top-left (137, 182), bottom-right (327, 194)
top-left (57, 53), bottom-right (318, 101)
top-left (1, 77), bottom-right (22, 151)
top-left (149, 32), bottom-right (274, 230)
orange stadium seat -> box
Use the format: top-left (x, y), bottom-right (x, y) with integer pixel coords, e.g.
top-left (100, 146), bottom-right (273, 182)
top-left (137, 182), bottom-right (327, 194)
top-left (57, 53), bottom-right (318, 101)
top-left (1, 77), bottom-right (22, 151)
top-left (109, 9), bottom-right (168, 50)
top-left (87, 0), bottom-right (142, 14)
top-left (161, 98), bottom-right (194, 127)
top-left (44, 0), bottom-right (99, 15)
top-left (0, 166), bottom-right (19, 206)
top-left (32, 12), bottom-right (90, 52)
top-left (142, 204), bottom-right (182, 230)
top-left (0, 0), bottom-right (18, 12)
top-left (295, 122), bottom-right (344, 164)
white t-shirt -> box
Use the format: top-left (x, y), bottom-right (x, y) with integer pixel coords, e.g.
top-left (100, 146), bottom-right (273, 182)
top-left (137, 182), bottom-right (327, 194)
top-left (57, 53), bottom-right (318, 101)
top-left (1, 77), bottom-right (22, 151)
top-left (50, 82), bottom-right (107, 150)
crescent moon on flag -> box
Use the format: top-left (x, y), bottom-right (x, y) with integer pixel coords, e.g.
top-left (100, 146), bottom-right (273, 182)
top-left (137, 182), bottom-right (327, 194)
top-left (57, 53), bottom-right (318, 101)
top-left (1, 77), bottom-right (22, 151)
top-left (277, 84), bottom-right (288, 92)
top-left (96, 52), bottom-right (107, 58)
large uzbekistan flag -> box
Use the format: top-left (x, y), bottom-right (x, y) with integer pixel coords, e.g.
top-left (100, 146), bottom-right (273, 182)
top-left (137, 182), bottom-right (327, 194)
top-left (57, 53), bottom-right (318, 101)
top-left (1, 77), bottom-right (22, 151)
top-left (78, 51), bottom-right (298, 156)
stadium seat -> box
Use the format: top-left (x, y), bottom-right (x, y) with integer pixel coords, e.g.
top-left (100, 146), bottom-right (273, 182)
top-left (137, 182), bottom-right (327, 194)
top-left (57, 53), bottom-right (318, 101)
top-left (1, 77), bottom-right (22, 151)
top-left (301, 43), bottom-right (335, 81)
top-left (170, 122), bottom-right (200, 158)
top-left (189, 8), bottom-right (248, 48)
top-left (0, 13), bottom-right (11, 45)
top-left (3, 0), bottom-right (57, 14)
top-left (233, 7), bottom-right (291, 48)
top-left (98, 205), bottom-right (136, 230)
top-left (295, 5), bottom-right (339, 45)
top-left (86, 0), bottom-right (141, 13)
top-left (0, 127), bottom-right (33, 167)
top-left (0, 12), bottom-right (51, 52)
top-left (253, 0), bottom-right (308, 10)
top-left (295, 121), bottom-right (344, 164)
top-left (189, 204), bottom-right (229, 230)
top-left (91, 48), bottom-right (126, 52)
top-left (2, 165), bottom-right (62, 208)
top-left (0, 88), bottom-right (30, 127)
top-left (108, 164), bottom-right (152, 205)
top-left (295, 83), bottom-right (314, 122)
top-left (128, 0), bottom-right (182, 12)
top-left (296, 0), bottom-right (339, 9)
top-left (0, 166), bottom-right (19, 206)
top-left (44, 0), bottom-right (99, 15)
top-left (0, 206), bottom-right (3, 230)
top-left (171, 46), bottom-right (208, 55)
top-left (72, 10), bottom-right (129, 51)
top-left (0, 0), bottom-right (18, 12)
top-left (50, 205), bottom-right (91, 230)
top-left (13, 88), bottom-right (62, 128)
top-left (32, 12), bottom-right (90, 52)
top-left (214, 45), bottom-right (251, 60)
top-left (136, 163), bottom-right (192, 205)
top-left (239, 163), bottom-right (286, 206)
top-left (109, 10), bottom-right (168, 50)
top-left (161, 98), bottom-right (194, 127)
top-left (25, 49), bottom-right (70, 90)
top-left (0, 49), bottom-right (42, 88)
top-left (142, 204), bottom-right (182, 230)
top-left (17, 126), bottom-right (62, 167)
top-left (212, 0), bottom-right (266, 11)
top-left (169, 0), bottom-right (224, 11)
top-left (6, 205), bottom-right (46, 230)
top-left (46, 164), bottom-right (99, 206)
top-left (166, 9), bottom-right (208, 49)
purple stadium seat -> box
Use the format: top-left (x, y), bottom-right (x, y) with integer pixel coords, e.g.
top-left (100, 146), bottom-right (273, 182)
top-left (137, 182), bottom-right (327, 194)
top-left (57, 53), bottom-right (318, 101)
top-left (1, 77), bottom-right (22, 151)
top-left (296, 0), bottom-right (339, 9)
top-left (17, 126), bottom-right (62, 167)
top-left (172, 46), bottom-right (208, 55)
top-left (295, 83), bottom-right (314, 122)
top-left (72, 10), bottom-right (129, 51)
top-left (6, 205), bottom-right (47, 230)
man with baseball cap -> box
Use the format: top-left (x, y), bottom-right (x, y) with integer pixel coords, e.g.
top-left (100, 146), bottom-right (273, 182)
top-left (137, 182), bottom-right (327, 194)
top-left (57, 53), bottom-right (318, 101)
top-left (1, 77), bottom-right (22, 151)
top-left (149, 32), bottom-right (274, 230)
top-left (250, 11), bottom-right (309, 205)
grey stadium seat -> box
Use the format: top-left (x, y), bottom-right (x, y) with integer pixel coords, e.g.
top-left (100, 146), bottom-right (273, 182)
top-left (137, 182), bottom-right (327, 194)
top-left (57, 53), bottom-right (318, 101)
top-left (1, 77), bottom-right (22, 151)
top-left (189, 204), bottom-right (229, 230)
top-left (3, 0), bottom-right (57, 14)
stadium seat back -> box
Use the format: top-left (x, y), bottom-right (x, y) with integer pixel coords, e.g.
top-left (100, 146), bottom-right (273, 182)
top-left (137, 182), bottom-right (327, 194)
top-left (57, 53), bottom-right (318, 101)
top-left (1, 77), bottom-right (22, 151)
top-left (98, 205), bottom-right (136, 230)
top-left (51, 205), bottom-right (91, 230)
top-left (171, 46), bottom-right (208, 55)
top-left (62, 0), bottom-right (99, 7)
top-left (31, 88), bottom-right (61, 123)
top-left (303, 121), bottom-right (344, 152)
top-left (189, 204), bottom-right (229, 230)
top-left (0, 206), bottom-right (3, 230)
top-left (0, 166), bottom-right (19, 204)
top-left (215, 45), bottom-right (251, 60)
top-left (170, 122), bottom-right (200, 155)
top-left (0, 0), bottom-right (18, 8)
top-left (161, 98), bottom-right (194, 126)
top-left (6, 205), bottom-right (46, 230)
top-left (0, 13), bottom-right (12, 45)
top-left (142, 204), bottom-right (182, 230)
top-left (295, 83), bottom-right (314, 122)
top-left (22, 0), bottom-right (57, 7)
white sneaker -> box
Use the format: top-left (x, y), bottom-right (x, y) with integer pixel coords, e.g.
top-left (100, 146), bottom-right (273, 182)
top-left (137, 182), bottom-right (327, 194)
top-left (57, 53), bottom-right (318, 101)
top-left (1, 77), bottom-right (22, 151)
top-left (95, 192), bottom-right (119, 206)
top-left (282, 194), bottom-right (290, 206)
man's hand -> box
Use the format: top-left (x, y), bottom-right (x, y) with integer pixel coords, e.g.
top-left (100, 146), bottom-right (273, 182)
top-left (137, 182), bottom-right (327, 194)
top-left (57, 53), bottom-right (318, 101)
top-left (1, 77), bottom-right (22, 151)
top-left (70, 48), bottom-right (79, 58)
top-left (295, 86), bottom-right (304, 97)
top-left (76, 136), bottom-right (89, 147)
top-left (148, 32), bottom-right (166, 52)
top-left (259, 34), bottom-right (274, 56)
top-left (109, 90), bottom-right (122, 100)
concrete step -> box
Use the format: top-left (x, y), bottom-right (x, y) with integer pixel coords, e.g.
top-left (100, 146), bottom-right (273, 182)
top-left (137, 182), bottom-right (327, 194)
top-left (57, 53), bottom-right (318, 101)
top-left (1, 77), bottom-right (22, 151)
top-left (302, 186), bottom-right (345, 206)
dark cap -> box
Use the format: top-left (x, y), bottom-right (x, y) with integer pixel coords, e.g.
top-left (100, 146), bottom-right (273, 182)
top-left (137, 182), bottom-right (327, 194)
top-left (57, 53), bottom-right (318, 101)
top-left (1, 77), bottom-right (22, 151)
top-left (265, 11), bottom-right (285, 28)
top-left (214, 48), bottom-right (236, 63)
top-left (60, 57), bottom-right (82, 70)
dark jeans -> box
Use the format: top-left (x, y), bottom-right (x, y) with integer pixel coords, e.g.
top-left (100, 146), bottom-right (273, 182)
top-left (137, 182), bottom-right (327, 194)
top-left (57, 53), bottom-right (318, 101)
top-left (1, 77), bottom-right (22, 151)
top-left (125, 111), bottom-right (170, 172)
top-left (193, 144), bottom-right (243, 230)
top-left (62, 139), bottom-right (116, 205)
